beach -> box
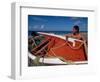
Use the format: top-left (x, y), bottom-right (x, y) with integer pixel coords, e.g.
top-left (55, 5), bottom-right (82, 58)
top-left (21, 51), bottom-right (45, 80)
top-left (80, 32), bottom-right (88, 41)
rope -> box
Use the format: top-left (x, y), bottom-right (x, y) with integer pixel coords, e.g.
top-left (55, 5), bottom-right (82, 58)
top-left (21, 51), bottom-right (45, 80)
top-left (48, 40), bottom-right (86, 64)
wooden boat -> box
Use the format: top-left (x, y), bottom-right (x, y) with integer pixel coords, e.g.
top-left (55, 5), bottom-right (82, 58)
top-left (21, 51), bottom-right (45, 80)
top-left (28, 32), bottom-right (88, 65)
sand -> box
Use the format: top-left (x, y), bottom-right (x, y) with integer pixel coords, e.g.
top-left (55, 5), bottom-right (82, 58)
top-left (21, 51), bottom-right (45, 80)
top-left (80, 32), bottom-right (88, 41)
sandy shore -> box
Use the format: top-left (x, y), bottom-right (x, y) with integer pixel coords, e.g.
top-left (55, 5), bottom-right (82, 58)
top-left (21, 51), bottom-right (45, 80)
top-left (80, 32), bottom-right (88, 41)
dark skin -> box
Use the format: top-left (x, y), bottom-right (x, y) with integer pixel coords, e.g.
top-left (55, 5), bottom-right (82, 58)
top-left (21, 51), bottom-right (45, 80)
top-left (65, 26), bottom-right (88, 50)
top-left (72, 27), bottom-right (79, 35)
top-left (65, 27), bottom-right (84, 41)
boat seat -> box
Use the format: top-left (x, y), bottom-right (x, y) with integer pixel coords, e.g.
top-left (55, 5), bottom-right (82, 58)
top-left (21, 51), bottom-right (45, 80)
top-left (31, 38), bottom-right (51, 56)
top-left (35, 38), bottom-right (55, 55)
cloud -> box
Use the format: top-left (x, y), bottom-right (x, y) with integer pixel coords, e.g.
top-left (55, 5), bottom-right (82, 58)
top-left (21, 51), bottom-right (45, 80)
top-left (74, 20), bottom-right (81, 25)
top-left (40, 25), bottom-right (45, 29)
top-left (29, 24), bottom-right (45, 31)
top-left (70, 17), bottom-right (82, 25)
top-left (32, 25), bottom-right (39, 29)
top-left (29, 25), bottom-right (39, 30)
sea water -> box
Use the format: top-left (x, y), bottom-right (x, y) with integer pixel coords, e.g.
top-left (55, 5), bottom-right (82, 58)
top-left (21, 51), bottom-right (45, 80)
top-left (28, 31), bottom-right (87, 36)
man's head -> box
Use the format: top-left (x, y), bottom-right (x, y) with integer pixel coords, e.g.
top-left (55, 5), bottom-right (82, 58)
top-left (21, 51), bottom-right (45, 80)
top-left (72, 25), bottom-right (79, 34)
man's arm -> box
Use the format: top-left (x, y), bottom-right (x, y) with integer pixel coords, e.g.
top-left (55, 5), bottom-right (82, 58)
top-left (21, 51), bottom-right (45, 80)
top-left (65, 34), bottom-right (72, 40)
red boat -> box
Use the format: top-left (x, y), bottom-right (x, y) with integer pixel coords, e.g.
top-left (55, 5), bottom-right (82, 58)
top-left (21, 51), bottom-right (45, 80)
top-left (29, 32), bottom-right (88, 65)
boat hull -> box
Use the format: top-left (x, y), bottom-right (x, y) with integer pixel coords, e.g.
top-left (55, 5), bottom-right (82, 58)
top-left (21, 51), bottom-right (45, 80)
top-left (42, 34), bottom-right (87, 62)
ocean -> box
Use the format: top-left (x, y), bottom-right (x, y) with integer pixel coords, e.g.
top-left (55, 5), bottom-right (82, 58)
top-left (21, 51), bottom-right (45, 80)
top-left (28, 31), bottom-right (87, 36)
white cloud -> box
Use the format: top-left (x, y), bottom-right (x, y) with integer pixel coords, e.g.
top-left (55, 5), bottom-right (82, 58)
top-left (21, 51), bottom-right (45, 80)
top-left (32, 25), bottom-right (39, 29)
top-left (41, 25), bottom-right (44, 29)
top-left (74, 20), bottom-right (81, 25)
top-left (29, 24), bottom-right (45, 30)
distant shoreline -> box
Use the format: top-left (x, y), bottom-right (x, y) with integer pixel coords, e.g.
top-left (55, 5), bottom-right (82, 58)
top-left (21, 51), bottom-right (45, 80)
top-left (28, 31), bottom-right (88, 32)
top-left (28, 31), bottom-right (87, 36)
top-left (28, 31), bottom-right (87, 41)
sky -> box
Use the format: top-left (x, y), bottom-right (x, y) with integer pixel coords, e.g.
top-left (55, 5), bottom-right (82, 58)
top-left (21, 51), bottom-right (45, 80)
top-left (28, 15), bottom-right (88, 31)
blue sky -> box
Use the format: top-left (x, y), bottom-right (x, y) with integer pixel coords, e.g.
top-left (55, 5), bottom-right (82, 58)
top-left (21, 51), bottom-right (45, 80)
top-left (28, 15), bottom-right (88, 31)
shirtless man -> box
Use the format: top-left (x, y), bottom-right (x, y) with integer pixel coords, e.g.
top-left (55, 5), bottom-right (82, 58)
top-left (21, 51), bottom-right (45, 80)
top-left (66, 25), bottom-right (84, 40)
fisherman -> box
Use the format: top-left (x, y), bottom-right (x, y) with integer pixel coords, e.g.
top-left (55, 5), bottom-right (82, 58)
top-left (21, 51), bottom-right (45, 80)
top-left (66, 25), bottom-right (84, 40)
